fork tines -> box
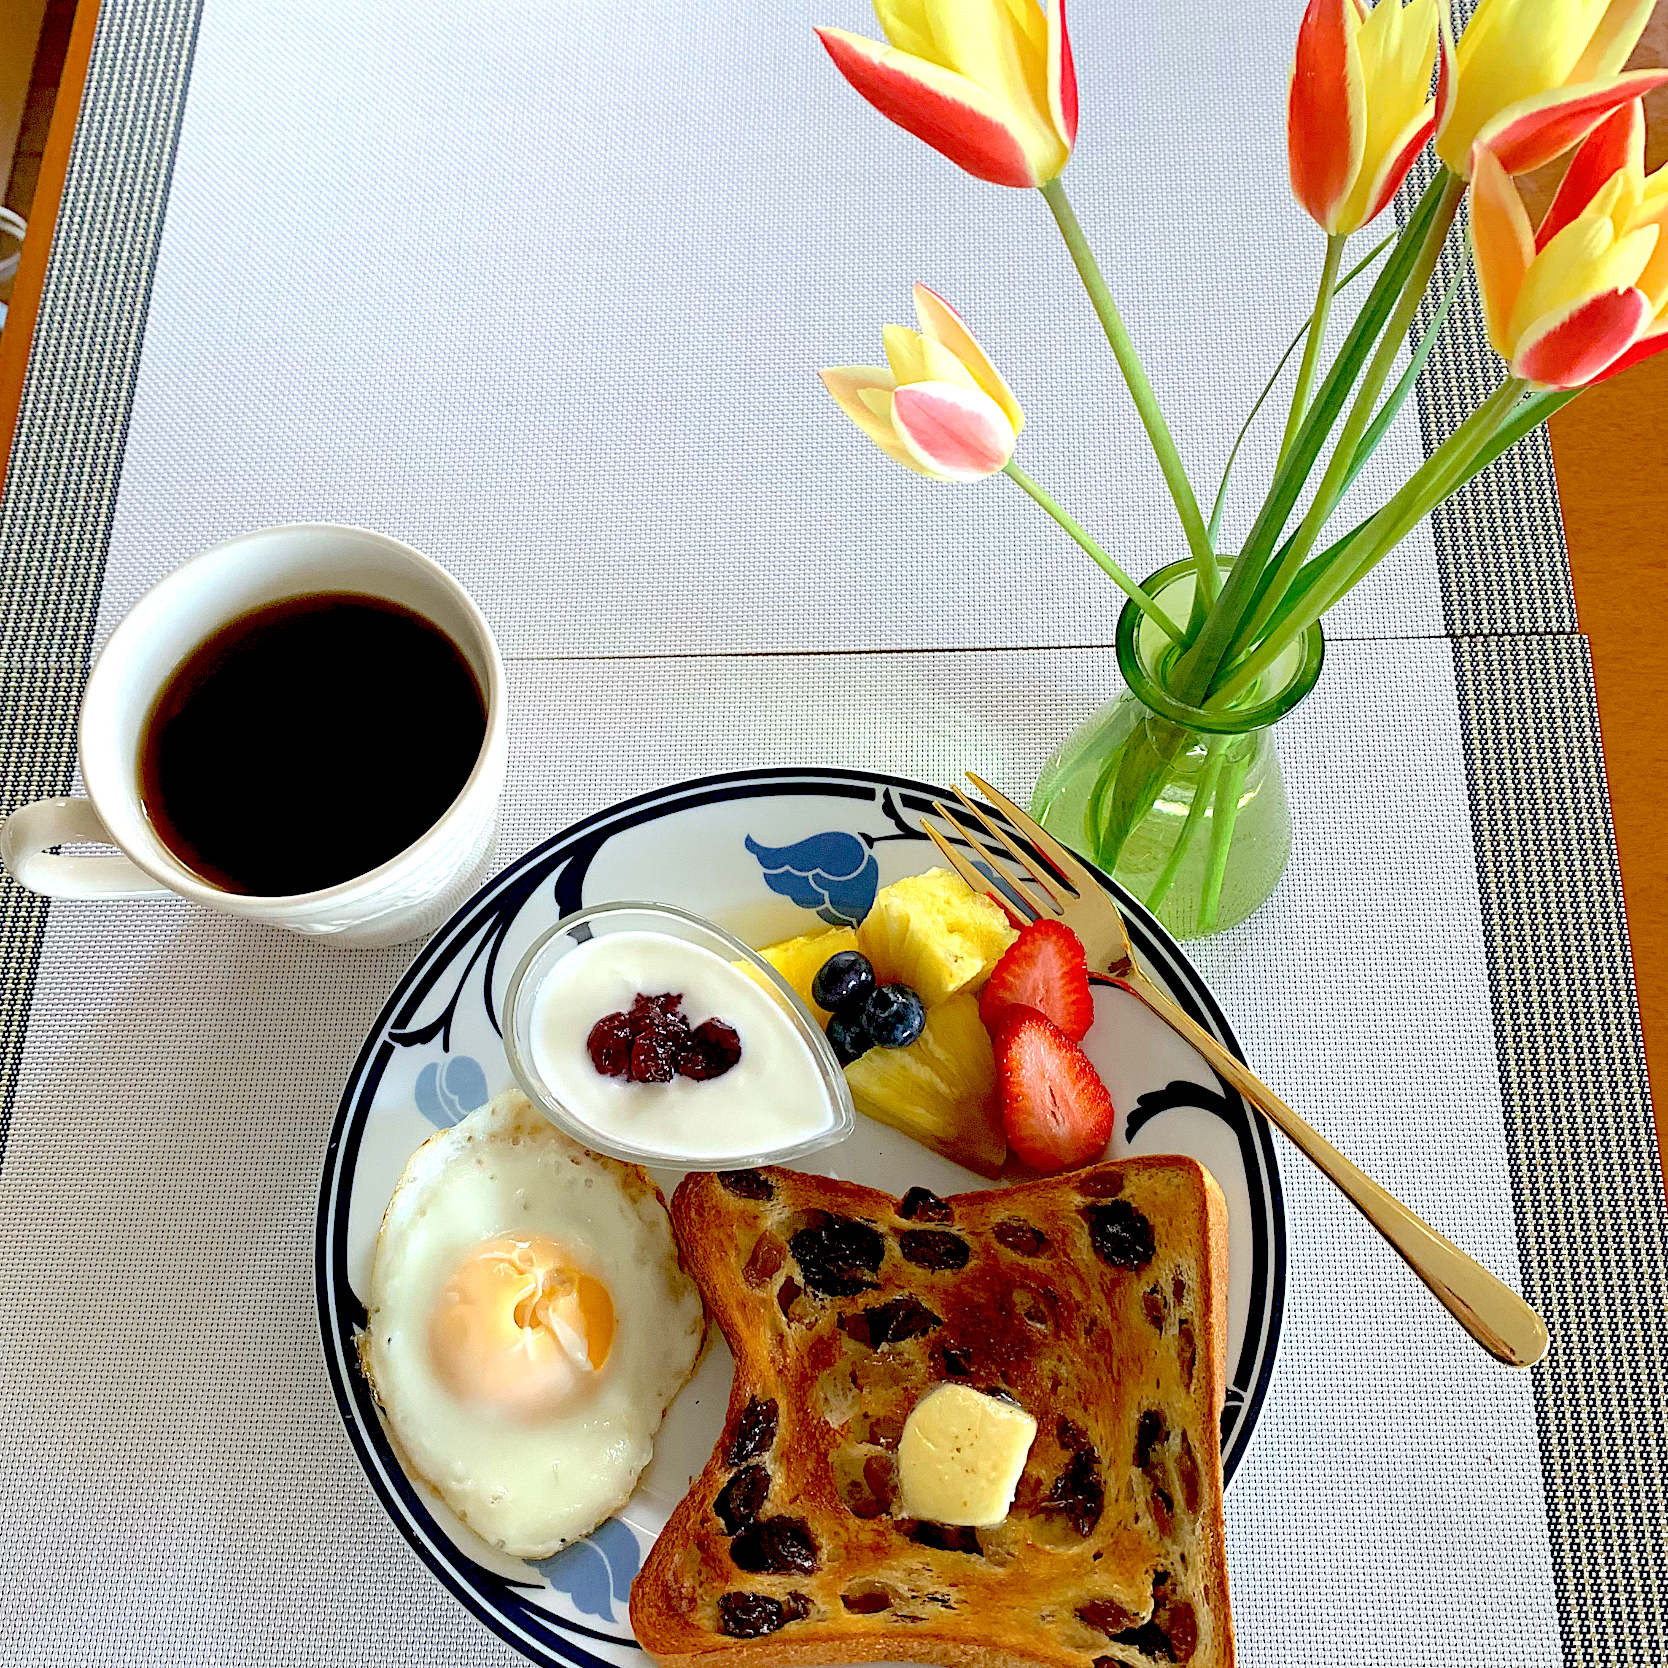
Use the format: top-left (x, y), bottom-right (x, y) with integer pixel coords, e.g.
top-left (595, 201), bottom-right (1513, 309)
top-left (924, 783), bottom-right (1075, 928)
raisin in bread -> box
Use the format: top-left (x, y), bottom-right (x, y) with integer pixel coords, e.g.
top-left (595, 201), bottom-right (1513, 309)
top-left (630, 1159), bottom-right (1233, 1668)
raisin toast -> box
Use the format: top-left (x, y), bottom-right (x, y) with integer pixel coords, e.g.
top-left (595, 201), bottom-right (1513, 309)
top-left (630, 1159), bottom-right (1233, 1668)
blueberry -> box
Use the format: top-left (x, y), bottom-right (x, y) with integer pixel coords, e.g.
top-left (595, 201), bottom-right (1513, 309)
top-left (864, 984), bottom-right (926, 1049)
top-left (826, 1006), bottom-right (872, 1065)
top-left (812, 951), bottom-right (875, 1015)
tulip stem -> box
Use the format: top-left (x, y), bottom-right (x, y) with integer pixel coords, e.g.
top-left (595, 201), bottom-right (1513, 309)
top-left (1208, 229), bottom-right (1395, 547)
top-left (1278, 234), bottom-right (1346, 468)
top-left (1219, 168), bottom-right (1466, 670)
top-left (1003, 462), bottom-right (1186, 642)
top-left (1210, 376), bottom-right (1527, 706)
top-left (1039, 177), bottom-right (1218, 607)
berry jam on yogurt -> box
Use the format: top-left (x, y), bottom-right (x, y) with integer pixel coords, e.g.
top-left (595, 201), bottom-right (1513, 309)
top-left (526, 931), bottom-right (838, 1162)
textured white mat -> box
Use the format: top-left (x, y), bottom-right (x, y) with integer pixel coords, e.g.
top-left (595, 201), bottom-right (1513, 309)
top-left (94, 0), bottom-right (1442, 659)
top-left (0, 640), bottom-right (1558, 1666)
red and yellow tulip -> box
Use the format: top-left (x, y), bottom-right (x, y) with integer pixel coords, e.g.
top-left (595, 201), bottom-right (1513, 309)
top-left (816, 0), bottom-right (1076, 188)
top-left (1472, 100), bottom-right (1668, 387)
top-left (1436, 0), bottom-right (1668, 176)
top-left (1288, 0), bottom-right (1441, 235)
top-left (820, 284), bottom-right (1024, 480)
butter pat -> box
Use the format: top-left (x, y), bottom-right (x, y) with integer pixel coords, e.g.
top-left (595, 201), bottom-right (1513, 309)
top-left (897, 1383), bottom-right (1038, 1527)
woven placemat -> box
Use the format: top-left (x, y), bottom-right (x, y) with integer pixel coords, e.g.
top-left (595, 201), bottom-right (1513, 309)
top-left (0, 2), bottom-right (1663, 1664)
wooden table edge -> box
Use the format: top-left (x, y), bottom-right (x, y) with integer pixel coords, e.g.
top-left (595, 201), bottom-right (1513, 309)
top-left (0, 0), bottom-right (1660, 1159)
top-left (0, 0), bottom-right (101, 480)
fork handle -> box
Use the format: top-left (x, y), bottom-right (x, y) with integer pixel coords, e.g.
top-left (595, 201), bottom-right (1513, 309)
top-left (1110, 965), bottom-right (1549, 1368)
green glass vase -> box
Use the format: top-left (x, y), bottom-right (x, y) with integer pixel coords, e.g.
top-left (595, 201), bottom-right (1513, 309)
top-left (1031, 557), bottom-right (1325, 940)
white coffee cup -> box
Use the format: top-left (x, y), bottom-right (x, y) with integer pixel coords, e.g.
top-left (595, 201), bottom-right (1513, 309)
top-left (0, 524), bottom-right (507, 949)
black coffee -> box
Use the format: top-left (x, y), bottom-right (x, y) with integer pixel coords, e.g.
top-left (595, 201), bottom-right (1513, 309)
top-left (139, 592), bottom-right (487, 896)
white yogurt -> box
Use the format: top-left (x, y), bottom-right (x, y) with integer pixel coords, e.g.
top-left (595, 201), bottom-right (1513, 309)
top-left (526, 930), bottom-right (837, 1162)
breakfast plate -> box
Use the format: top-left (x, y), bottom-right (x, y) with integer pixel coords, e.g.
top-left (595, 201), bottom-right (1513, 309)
top-left (316, 768), bottom-right (1284, 1666)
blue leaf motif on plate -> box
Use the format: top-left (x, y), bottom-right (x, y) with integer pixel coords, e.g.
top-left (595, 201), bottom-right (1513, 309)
top-left (745, 831), bottom-right (878, 926)
top-left (414, 1055), bottom-right (489, 1128)
top-left (534, 1516), bottom-right (641, 1620)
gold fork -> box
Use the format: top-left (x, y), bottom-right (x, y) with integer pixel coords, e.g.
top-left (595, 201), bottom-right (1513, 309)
top-left (924, 771), bottom-right (1549, 1369)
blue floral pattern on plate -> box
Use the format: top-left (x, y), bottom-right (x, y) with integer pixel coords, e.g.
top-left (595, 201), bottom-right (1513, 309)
top-left (533, 1517), bottom-right (641, 1623)
top-left (414, 1054), bottom-right (490, 1127)
top-left (744, 830), bottom-right (879, 926)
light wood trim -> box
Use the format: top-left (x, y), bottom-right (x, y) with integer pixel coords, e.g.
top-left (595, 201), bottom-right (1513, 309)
top-left (0, 0), bottom-right (100, 485)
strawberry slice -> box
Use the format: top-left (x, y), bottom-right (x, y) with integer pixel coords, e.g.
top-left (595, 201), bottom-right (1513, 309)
top-left (994, 1006), bottom-right (1115, 1174)
top-left (978, 918), bottom-right (1094, 1042)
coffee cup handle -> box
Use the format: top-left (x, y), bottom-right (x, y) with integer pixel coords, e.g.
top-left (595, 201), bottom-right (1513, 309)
top-left (0, 797), bottom-right (173, 899)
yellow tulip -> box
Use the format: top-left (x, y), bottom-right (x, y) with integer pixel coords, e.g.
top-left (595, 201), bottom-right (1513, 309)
top-left (1288, 0), bottom-right (1440, 235)
top-left (1436, 0), bottom-right (1668, 175)
top-left (817, 0), bottom-right (1075, 188)
top-left (1472, 100), bottom-right (1668, 386)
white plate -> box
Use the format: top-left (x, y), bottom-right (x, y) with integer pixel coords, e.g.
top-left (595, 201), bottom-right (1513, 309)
top-left (316, 768), bottom-right (1285, 1666)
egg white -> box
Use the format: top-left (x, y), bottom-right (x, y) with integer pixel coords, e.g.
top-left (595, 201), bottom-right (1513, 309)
top-left (361, 1091), bottom-right (706, 1557)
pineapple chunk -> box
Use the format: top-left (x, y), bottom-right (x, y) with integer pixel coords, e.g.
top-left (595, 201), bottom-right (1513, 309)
top-left (752, 925), bottom-right (861, 1023)
top-left (858, 868), bottom-right (1017, 1007)
top-left (844, 993), bottom-right (1005, 1178)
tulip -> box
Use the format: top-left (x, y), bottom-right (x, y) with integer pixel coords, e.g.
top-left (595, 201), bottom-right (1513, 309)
top-left (820, 283), bottom-right (1024, 480)
top-left (1471, 102), bottom-right (1668, 387)
top-left (1436, 0), bottom-right (1668, 176)
top-left (1288, 0), bottom-right (1441, 235)
top-left (815, 0), bottom-right (1075, 188)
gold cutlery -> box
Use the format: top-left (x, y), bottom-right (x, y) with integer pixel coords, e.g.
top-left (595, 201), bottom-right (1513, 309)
top-left (924, 771), bottom-right (1549, 1369)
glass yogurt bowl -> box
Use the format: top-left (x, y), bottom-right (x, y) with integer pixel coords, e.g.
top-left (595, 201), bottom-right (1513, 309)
top-left (504, 901), bottom-right (856, 1170)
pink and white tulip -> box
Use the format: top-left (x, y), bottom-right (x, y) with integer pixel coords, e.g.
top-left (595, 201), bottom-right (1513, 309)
top-left (820, 285), bottom-right (1023, 481)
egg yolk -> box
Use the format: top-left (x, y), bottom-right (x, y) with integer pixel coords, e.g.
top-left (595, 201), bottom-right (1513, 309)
top-left (428, 1235), bottom-right (615, 1419)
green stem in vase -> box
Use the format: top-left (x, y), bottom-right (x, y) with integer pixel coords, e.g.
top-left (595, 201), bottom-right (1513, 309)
top-left (1086, 713), bottom-right (1192, 872)
top-left (1199, 742), bottom-right (1251, 935)
top-left (1002, 462), bottom-right (1186, 642)
top-left (1277, 233), bottom-right (1347, 466)
top-left (1145, 736), bottom-right (1226, 913)
top-left (1039, 176), bottom-right (1218, 606)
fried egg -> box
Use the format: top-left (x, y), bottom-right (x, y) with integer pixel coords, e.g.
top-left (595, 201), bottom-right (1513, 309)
top-left (361, 1091), bottom-right (705, 1557)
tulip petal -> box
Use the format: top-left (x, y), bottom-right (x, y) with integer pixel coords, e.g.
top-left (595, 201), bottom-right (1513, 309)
top-left (1471, 146), bottom-right (1536, 358)
top-left (1537, 98), bottom-right (1646, 251)
top-left (1512, 284), bottom-right (1652, 386)
top-left (1589, 319), bottom-right (1668, 383)
top-left (1470, 68), bottom-right (1668, 177)
top-left (1629, 195), bottom-right (1668, 313)
top-left (816, 26), bottom-right (1044, 186)
top-left (917, 0), bottom-right (1063, 179)
top-left (1433, 5), bottom-right (1454, 140)
top-left (820, 364), bottom-right (936, 475)
top-left (1570, 0), bottom-right (1655, 83)
top-left (872, 0), bottom-right (938, 61)
top-left (897, 325), bottom-right (986, 393)
top-left (1047, 0), bottom-right (1078, 149)
top-left (926, 0), bottom-right (1040, 108)
top-left (891, 381), bottom-right (1016, 480)
top-left (883, 322), bottom-right (983, 392)
top-left (1288, 0), bottom-right (1367, 231)
top-left (1510, 212), bottom-right (1656, 347)
top-left (911, 282), bottom-right (1026, 434)
top-left (1357, 102), bottom-right (1437, 227)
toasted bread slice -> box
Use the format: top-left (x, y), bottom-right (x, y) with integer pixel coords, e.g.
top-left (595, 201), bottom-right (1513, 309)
top-left (631, 1160), bottom-right (1233, 1668)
